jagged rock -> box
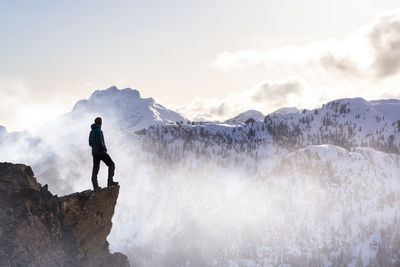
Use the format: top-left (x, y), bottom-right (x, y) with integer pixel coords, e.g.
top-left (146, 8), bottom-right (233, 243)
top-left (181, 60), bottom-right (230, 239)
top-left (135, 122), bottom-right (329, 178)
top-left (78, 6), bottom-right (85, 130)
top-left (0, 162), bottom-right (130, 267)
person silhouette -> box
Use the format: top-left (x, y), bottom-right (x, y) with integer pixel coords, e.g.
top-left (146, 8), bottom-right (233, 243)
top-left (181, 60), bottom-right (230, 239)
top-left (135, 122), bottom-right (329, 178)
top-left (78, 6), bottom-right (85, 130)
top-left (89, 117), bottom-right (119, 190)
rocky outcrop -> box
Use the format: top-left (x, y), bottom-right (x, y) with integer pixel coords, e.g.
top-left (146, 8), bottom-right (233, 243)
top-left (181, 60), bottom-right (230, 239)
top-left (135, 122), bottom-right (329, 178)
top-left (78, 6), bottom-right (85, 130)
top-left (0, 162), bottom-right (130, 267)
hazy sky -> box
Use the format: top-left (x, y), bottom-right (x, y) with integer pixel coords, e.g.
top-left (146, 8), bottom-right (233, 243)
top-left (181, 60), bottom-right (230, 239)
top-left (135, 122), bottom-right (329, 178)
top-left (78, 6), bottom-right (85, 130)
top-left (1, 0), bottom-right (400, 131)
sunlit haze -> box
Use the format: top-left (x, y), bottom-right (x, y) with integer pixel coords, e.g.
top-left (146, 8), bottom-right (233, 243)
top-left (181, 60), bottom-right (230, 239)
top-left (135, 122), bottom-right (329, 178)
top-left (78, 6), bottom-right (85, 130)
top-left (1, 1), bottom-right (400, 131)
top-left (3, 3), bottom-right (400, 265)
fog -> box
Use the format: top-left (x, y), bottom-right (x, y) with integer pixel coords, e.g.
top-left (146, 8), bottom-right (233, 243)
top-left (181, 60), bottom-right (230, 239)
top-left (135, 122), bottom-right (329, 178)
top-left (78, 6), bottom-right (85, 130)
top-left (1, 110), bottom-right (400, 266)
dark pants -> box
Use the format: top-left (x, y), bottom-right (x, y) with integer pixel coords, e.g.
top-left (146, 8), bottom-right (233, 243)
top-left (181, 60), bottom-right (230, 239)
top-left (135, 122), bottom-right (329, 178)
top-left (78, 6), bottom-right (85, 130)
top-left (91, 153), bottom-right (115, 187)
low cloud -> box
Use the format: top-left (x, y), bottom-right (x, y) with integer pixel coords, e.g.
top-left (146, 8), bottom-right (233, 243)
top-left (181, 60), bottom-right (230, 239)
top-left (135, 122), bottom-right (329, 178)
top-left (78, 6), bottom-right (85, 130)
top-left (252, 79), bottom-right (303, 106)
top-left (213, 8), bottom-right (400, 80)
top-left (192, 7), bottom-right (400, 122)
top-left (369, 11), bottom-right (400, 78)
top-left (319, 52), bottom-right (360, 76)
top-left (0, 78), bottom-right (69, 131)
top-left (173, 75), bottom-right (400, 123)
top-left (173, 77), bottom-right (306, 122)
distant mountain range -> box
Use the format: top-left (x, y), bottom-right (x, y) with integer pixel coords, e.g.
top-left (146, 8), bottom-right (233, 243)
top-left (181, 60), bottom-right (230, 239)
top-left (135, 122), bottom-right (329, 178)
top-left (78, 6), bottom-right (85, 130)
top-left (0, 86), bottom-right (314, 137)
top-left (2, 86), bottom-right (400, 186)
top-left (2, 86), bottom-right (400, 181)
top-left (132, 95), bottom-right (400, 265)
top-left (2, 86), bottom-right (400, 265)
top-left (140, 96), bottom-right (400, 159)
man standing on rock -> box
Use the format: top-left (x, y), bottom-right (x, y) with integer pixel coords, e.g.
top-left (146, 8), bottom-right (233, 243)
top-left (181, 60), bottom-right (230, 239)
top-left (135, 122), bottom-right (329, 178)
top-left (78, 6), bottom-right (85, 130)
top-left (89, 117), bottom-right (119, 190)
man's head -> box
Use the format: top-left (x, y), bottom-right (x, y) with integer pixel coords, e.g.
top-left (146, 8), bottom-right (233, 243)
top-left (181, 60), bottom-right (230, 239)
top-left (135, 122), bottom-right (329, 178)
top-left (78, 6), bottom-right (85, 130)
top-left (94, 117), bottom-right (102, 127)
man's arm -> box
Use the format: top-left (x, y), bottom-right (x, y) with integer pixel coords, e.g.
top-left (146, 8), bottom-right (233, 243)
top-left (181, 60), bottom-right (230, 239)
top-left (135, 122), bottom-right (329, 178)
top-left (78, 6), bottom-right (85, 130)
top-left (100, 130), bottom-right (107, 152)
top-left (89, 133), bottom-right (92, 147)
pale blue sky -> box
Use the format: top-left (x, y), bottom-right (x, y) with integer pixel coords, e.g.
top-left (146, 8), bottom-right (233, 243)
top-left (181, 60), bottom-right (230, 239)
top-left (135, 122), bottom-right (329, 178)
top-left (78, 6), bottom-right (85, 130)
top-left (1, 0), bottom-right (400, 130)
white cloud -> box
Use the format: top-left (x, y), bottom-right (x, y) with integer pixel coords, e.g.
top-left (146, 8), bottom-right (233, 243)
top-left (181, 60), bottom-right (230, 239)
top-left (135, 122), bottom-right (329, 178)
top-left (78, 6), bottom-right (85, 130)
top-left (177, 7), bottom-right (400, 122)
top-left (213, 8), bottom-right (400, 82)
top-left (174, 78), bottom-right (400, 123)
top-left (0, 78), bottom-right (67, 131)
top-left (252, 78), bottom-right (303, 105)
top-left (173, 77), bottom-right (308, 121)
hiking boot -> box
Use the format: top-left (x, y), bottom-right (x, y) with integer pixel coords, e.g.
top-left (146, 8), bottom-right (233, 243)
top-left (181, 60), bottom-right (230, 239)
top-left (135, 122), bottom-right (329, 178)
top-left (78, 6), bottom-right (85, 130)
top-left (107, 180), bottom-right (119, 187)
top-left (94, 185), bottom-right (101, 191)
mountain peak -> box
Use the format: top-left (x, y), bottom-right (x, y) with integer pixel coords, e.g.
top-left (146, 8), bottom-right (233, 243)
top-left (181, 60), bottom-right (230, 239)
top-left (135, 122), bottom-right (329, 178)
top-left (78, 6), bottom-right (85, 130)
top-left (323, 97), bottom-right (369, 109)
top-left (271, 107), bottom-right (300, 114)
top-left (71, 86), bottom-right (184, 131)
top-left (90, 86), bottom-right (140, 99)
top-left (319, 97), bottom-right (400, 121)
top-left (226, 110), bottom-right (265, 124)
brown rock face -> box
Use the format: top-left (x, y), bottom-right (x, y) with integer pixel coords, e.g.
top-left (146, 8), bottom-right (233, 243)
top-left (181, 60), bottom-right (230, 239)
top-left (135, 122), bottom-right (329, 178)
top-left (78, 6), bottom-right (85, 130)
top-left (0, 162), bottom-right (130, 267)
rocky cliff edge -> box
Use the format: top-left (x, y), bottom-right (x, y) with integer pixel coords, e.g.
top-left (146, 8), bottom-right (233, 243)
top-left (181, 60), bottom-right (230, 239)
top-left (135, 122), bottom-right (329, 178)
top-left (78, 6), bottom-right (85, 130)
top-left (0, 162), bottom-right (130, 267)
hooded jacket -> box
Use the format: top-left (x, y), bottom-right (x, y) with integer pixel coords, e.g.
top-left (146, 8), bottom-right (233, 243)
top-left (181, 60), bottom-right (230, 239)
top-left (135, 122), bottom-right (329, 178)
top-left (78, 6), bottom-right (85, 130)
top-left (89, 123), bottom-right (107, 156)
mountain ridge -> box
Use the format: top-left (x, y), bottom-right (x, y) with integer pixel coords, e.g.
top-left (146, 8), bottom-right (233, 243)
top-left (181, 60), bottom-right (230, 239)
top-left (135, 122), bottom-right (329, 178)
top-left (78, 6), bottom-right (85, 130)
top-left (70, 86), bottom-right (185, 131)
top-left (226, 109), bottom-right (265, 124)
top-left (2, 89), bottom-right (400, 265)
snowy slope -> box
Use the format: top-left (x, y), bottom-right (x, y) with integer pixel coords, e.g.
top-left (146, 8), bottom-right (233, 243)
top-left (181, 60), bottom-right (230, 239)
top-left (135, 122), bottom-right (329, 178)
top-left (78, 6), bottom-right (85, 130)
top-left (226, 109), bottom-right (265, 124)
top-left (259, 144), bottom-right (400, 266)
top-left (115, 141), bottom-right (400, 266)
top-left (71, 86), bottom-right (185, 131)
top-left (2, 91), bottom-right (400, 266)
top-left (120, 97), bottom-right (400, 266)
top-left (141, 97), bottom-right (400, 161)
top-left (264, 97), bottom-right (400, 153)
top-left (29, 85), bottom-right (185, 158)
top-left (272, 106), bottom-right (300, 114)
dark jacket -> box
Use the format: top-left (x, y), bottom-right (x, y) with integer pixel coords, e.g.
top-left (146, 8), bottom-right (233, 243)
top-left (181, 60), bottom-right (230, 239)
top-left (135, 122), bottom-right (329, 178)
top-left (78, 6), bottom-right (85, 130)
top-left (89, 123), bottom-right (107, 156)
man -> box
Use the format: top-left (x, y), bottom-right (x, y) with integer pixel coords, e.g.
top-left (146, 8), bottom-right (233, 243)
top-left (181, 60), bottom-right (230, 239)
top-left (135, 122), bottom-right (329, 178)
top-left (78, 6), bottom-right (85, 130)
top-left (89, 117), bottom-right (119, 190)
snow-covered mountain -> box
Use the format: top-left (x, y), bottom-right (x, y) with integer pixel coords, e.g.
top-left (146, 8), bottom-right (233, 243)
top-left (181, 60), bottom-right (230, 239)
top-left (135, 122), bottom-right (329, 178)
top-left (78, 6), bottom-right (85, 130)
top-left (71, 86), bottom-right (185, 131)
top-left (140, 97), bottom-right (400, 162)
top-left (254, 144), bottom-right (400, 266)
top-left (128, 97), bottom-right (400, 265)
top-left (226, 109), bottom-right (265, 124)
top-left (272, 106), bottom-right (300, 114)
top-left (265, 97), bottom-right (400, 153)
top-left (2, 90), bottom-right (400, 266)
top-left (0, 86), bottom-right (186, 192)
